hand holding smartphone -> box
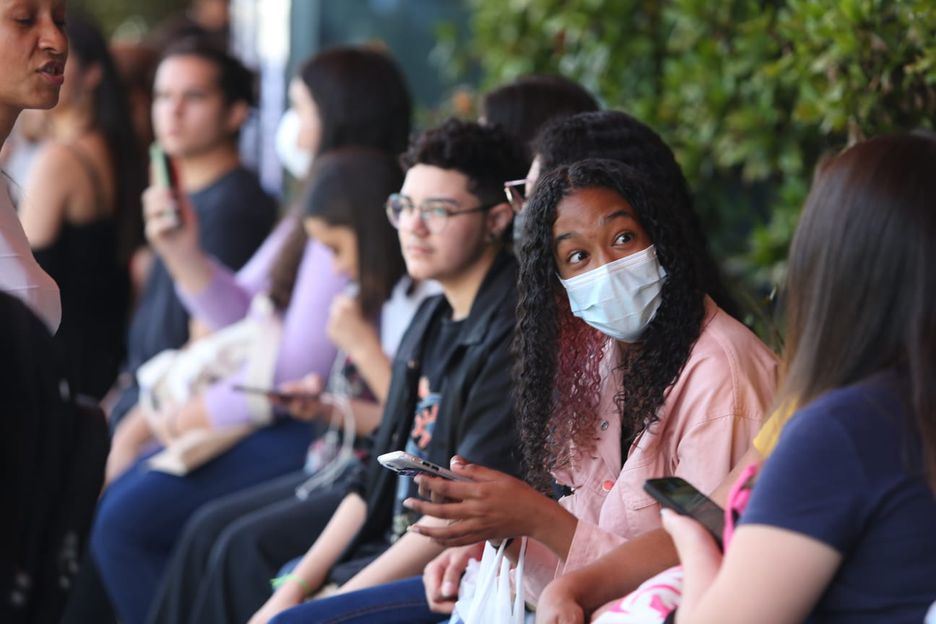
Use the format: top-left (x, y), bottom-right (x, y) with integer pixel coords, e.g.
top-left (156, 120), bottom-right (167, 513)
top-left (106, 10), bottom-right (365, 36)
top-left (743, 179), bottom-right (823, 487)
top-left (378, 451), bottom-right (473, 482)
top-left (644, 477), bottom-right (726, 550)
top-left (148, 142), bottom-right (181, 230)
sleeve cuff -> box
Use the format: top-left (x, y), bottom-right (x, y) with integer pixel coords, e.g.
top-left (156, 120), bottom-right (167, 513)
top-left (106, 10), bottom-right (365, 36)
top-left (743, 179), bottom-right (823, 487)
top-left (176, 259), bottom-right (252, 331)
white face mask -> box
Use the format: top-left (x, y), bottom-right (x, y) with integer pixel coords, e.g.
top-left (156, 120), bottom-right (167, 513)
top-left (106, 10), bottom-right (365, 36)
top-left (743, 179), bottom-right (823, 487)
top-left (559, 245), bottom-right (667, 342)
top-left (275, 108), bottom-right (313, 179)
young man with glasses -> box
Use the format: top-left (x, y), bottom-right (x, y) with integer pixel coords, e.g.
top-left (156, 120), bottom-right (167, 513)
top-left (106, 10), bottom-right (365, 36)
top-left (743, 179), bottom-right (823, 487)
top-left (248, 118), bottom-right (527, 624)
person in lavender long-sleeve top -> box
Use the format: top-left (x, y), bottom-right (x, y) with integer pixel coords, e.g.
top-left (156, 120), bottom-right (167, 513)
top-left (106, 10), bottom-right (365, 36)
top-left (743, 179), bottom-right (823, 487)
top-left (178, 217), bottom-right (347, 429)
top-left (92, 148), bottom-right (410, 624)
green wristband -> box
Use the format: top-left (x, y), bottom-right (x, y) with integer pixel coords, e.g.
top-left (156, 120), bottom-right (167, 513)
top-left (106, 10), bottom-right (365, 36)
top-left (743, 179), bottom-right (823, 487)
top-left (270, 573), bottom-right (313, 596)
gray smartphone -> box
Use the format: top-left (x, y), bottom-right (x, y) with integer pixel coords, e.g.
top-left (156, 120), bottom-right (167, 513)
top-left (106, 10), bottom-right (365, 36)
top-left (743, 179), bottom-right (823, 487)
top-left (377, 451), bottom-right (472, 482)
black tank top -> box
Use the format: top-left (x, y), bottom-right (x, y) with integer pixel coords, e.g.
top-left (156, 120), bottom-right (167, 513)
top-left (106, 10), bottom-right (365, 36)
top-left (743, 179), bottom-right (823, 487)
top-left (32, 143), bottom-right (129, 399)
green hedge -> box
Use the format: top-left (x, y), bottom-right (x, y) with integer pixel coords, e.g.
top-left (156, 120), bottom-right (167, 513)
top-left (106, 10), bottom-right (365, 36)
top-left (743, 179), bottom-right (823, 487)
top-left (444, 0), bottom-right (935, 303)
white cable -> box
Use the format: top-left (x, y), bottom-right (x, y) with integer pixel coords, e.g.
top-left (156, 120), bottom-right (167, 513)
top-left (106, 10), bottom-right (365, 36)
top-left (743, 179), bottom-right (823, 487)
top-left (294, 348), bottom-right (357, 500)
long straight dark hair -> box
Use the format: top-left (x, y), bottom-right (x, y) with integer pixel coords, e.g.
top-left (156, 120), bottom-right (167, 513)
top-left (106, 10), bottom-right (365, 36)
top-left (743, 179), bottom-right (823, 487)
top-left (300, 148), bottom-right (406, 318)
top-left (777, 133), bottom-right (936, 488)
top-left (66, 12), bottom-right (146, 266)
top-left (268, 46), bottom-right (413, 310)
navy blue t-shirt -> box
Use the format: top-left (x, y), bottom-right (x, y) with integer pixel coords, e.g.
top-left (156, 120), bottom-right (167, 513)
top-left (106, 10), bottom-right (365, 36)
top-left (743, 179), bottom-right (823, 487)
top-left (110, 167), bottom-right (276, 424)
top-left (741, 371), bottom-right (936, 623)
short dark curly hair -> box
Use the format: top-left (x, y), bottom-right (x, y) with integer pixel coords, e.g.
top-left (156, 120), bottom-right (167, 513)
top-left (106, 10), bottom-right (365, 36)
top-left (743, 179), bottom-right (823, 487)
top-left (400, 118), bottom-right (527, 206)
top-left (514, 158), bottom-right (709, 490)
top-left (533, 110), bottom-right (740, 320)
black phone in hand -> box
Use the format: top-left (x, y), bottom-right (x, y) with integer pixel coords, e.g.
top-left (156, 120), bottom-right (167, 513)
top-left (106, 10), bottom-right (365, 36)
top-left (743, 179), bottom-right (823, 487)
top-left (644, 476), bottom-right (725, 550)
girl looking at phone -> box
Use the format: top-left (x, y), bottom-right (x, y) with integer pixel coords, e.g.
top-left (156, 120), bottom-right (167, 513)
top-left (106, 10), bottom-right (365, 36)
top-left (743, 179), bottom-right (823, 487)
top-left (409, 156), bottom-right (777, 605)
top-left (662, 134), bottom-right (936, 623)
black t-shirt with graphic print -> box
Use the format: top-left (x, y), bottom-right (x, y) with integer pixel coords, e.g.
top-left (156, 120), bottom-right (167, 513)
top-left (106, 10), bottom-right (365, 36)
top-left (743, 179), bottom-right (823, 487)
top-left (389, 313), bottom-right (465, 540)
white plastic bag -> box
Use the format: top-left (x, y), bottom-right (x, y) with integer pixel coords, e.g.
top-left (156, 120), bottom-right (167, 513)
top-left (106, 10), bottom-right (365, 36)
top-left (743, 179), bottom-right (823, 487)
top-left (450, 538), bottom-right (529, 624)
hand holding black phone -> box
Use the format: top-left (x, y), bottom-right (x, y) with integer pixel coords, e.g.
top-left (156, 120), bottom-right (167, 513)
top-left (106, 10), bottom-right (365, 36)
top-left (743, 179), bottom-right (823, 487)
top-left (644, 477), bottom-right (726, 550)
top-left (148, 142), bottom-right (182, 230)
top-left (232, 384), bottom-right (321, 403)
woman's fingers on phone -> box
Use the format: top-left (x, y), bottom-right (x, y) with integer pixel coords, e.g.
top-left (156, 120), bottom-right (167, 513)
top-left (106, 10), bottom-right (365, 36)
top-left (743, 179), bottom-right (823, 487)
top-left (661, 508), bottom-right (711, 548)
top-left (281, 374), bottom-right (323, 395)
top-left (414, 474), bottom-right (469, 502)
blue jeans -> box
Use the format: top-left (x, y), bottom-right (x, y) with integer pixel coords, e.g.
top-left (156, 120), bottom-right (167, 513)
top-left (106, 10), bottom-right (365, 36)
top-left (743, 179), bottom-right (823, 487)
top-left (90, 419), bottom-right (314, 624)
top-left (270, 576), bottom-right (446, 624)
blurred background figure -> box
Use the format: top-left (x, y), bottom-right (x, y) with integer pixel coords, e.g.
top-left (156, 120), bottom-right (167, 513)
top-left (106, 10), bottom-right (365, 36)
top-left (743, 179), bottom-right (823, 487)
top-left (19, 11), bottom-right (145, 400)
top-left (0, 109), bottom-right (49, 205)
top-left (147, 0), bottom-right (230, 55)
top-left (109, 40), bottom-right (160, 300)
top-left (481, 74), bottom-right (599, 169)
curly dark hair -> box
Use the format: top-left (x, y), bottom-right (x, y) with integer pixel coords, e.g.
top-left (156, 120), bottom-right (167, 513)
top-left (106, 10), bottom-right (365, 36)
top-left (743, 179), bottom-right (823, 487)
top-left (400, 118), bottom-right (528, 207)
top-left (66, 11), bottom-right (146, 267)
top-left (514, 158), bottom-right (708, 489)
top-left (533, 110), bottom-right (740, 320)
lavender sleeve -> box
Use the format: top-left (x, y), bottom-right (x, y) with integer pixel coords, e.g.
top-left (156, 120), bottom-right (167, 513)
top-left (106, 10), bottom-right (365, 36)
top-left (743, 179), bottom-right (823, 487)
top-left (177, 216), bottom-right (299, 330)
top-left (203, 238), bottom-right (347, 427)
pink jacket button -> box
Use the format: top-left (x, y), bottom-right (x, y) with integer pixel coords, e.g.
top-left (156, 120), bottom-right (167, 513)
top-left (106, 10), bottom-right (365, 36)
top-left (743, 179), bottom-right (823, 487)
top-left (602, 479), bottom-right (614, 492)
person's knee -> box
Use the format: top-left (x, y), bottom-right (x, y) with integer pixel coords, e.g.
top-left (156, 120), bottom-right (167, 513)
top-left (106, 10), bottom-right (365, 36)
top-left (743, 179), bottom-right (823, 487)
top-left (90, 494), bottom-right (131, 559)
top-left (91, 477), bottom-right (165, 558)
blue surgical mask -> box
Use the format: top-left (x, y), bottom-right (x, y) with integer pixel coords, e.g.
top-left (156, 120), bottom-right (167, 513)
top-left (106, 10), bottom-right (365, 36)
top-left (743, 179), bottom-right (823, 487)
top-left (559, 245), bottom-right (667, 342)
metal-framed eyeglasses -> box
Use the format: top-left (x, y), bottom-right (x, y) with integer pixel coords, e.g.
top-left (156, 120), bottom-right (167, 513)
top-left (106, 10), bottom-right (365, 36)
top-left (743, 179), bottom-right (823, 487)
top-left (386, 193), bottom-right (497, 234)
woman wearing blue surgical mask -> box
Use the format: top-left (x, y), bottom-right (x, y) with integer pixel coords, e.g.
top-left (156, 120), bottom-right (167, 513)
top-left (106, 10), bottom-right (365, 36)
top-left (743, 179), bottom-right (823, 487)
top-left (408, 157), bottom-right (778, 611)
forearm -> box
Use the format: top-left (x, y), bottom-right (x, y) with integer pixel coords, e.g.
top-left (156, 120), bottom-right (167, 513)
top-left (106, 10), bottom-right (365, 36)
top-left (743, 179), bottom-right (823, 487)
top-left (560, 528), bottom-right (678, 613)
top-left (346, 337), bottom-right (392, 404)
top-left (160, 244), bottom-right (215, 294)
top-left (290, 493), bottom-right (367, 592)
top-left (524, 496), bottom-right (579, 560)
top-left (115, 405), bottom-right (155, 447)
top-left (338, 516), bottom-right (447, 594)
top-left (344, 398), bottom-right (383, 436)
top-left (176, 259), bottom-right (253, 330)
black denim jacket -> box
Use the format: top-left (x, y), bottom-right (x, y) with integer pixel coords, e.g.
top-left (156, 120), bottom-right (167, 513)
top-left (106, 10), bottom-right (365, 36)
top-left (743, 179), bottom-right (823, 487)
top-left (343, 250), bottom-right (522, 560)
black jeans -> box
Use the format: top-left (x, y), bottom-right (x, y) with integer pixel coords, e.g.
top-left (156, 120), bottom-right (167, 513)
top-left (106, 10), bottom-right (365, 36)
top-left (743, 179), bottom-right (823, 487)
top-left (146, 469), bottom-right (348, 624)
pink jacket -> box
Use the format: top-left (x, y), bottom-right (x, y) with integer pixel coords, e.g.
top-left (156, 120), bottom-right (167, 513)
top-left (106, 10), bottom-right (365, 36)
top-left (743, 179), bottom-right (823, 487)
top-left (524, 298), bottom-right (778, 599)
